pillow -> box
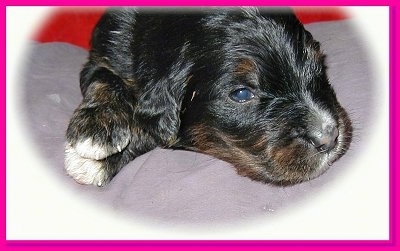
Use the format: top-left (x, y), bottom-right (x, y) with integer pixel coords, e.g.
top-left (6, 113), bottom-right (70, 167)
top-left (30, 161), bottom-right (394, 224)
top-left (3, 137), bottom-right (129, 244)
top-left (22, 19), bottom-right (373, 224)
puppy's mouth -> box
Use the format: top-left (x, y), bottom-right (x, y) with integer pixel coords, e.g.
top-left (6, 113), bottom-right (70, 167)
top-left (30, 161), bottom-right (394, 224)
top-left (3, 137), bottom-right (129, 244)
top-left (320, 108), bottom-right (353, 166)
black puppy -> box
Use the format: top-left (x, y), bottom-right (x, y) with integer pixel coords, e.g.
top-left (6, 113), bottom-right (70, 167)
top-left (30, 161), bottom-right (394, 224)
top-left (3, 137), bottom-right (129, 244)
top-left (65, 8), bottom-right (352, 186)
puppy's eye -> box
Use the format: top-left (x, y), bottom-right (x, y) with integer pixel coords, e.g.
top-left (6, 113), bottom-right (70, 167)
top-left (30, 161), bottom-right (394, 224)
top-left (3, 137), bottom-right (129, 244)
top-left (230, 87), bottom-right (255, 103)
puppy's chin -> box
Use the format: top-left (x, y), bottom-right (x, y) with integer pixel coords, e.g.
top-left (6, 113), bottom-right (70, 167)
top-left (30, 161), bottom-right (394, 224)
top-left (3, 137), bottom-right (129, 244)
top-left (265, 145), bottom-right (335, 185)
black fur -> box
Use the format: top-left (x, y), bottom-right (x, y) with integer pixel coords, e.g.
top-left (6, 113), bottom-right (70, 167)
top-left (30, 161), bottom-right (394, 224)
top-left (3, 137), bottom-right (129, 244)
top-left (65, 7), bottom-right (352, 186)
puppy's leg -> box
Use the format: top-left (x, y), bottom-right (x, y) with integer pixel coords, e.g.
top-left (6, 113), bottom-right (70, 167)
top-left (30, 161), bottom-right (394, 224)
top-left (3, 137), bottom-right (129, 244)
top-left (65, 64), bottom-right (135, 186)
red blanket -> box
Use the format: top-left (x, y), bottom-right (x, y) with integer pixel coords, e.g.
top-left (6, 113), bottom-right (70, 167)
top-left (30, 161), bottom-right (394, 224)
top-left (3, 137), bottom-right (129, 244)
top-left (33, 7), bottom-right (349, 50)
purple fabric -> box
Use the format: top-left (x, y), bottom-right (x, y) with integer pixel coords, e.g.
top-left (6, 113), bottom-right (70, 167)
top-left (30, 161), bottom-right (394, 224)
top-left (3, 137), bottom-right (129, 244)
top-left (22, 20), bottom-right (374, 224)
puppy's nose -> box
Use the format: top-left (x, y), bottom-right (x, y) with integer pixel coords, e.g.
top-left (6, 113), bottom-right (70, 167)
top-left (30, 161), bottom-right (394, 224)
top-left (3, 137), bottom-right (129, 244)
top-left (308, 125), bottom-right (339, 152)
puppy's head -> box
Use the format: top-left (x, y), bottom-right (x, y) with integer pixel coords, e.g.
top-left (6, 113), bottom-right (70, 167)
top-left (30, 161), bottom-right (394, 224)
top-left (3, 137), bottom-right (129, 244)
top-left (176, 8), bottom-right (352, 185)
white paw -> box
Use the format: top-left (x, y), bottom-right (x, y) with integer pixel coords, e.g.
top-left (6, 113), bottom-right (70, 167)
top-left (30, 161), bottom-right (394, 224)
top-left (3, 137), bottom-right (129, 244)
top-left (74, 138), bottom-right (129, 160)
top-left (64, 143), bottom-right (108, 186)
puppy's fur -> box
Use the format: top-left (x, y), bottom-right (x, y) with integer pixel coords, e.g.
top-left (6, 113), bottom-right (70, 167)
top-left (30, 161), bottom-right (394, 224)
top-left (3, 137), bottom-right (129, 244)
top-left (65, 8), bottom-right (352, 186)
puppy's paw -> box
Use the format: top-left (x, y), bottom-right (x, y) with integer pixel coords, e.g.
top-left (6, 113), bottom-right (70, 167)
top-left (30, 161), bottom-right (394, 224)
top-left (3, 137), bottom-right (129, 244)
top-left (74, 137), bottom-right (129, 160)
top-left (64, 143), bottom-right (109, 186)
top-left (66, 106), bottom-right (131, 160)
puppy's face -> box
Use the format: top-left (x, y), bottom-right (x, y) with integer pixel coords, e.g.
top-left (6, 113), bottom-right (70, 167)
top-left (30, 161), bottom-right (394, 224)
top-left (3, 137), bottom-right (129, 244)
top-left (178, 10), bottom-right (352, 185)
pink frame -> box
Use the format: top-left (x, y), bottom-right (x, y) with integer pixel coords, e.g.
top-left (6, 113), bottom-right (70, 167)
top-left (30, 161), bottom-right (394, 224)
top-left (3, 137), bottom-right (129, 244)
top-left (2, 1), bottom-right (397, 250)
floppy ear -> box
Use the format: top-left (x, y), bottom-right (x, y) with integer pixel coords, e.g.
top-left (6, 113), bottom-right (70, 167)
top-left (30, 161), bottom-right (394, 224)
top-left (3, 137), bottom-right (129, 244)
top-left (133, 57), bottom-right (193, 146)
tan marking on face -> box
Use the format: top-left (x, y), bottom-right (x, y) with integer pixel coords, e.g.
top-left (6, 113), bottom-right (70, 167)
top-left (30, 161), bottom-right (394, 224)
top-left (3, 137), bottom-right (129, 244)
top-left (235, 58), bottom-right (256, 76)
top-left (189, 124), bottom-right (266, 179)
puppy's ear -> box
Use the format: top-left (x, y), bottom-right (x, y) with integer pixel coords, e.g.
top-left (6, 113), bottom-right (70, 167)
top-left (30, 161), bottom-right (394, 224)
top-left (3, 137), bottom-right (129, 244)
top-left (134, 58), bottom-right (193, 146)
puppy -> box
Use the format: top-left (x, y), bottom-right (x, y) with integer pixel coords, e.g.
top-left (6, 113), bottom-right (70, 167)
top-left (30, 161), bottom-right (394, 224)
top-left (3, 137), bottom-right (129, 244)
top-left (65, 8), bottom-right (352, 186)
